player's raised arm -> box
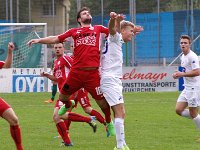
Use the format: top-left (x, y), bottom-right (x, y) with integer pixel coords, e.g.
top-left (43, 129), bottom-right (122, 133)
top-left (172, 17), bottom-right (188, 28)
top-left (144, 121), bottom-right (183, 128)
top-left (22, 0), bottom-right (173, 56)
top-left (108, 12), bottom-right (118, 35)
top-left (3, 42), bottom-right (14, 68)
top-left (116, 14), bottom-right (125, 33)
top-left (27, 36), bottom-right (60, 46)
top-left (133, 25), bottom-right (144, 35)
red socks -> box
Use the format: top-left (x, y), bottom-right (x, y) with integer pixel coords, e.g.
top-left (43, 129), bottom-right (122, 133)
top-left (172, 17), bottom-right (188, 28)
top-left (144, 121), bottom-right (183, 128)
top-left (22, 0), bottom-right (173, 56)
top-left (90, 109), bottom-right (106, 125)
top-left (56, 122), bottom-right (71, 144)
top-left (10, 125), bottom-right (23, 150)
top-left (68, 112), bottom-right (91, 123)
top-left (64, 119), bottom-right (71, 131)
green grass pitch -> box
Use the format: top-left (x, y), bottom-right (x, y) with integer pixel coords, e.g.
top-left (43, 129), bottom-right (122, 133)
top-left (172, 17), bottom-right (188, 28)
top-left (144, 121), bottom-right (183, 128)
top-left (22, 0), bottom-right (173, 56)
top-left (0, 92), bottom-right (200, 150)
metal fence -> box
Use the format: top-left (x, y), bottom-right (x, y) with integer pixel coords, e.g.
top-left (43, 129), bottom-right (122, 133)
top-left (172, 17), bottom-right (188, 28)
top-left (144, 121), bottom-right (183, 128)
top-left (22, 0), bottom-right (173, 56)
top-left (1, 0), bottom-right (200, 66)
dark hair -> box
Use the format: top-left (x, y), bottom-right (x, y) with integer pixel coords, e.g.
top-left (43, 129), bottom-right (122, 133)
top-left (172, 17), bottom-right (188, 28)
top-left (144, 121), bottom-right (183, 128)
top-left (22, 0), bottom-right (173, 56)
top-left (180, 35), bottom-right (191, 44)
top-left (76, 7), bottom-right (90, 25)
top-left (52, 42), bottom-right (64, 48)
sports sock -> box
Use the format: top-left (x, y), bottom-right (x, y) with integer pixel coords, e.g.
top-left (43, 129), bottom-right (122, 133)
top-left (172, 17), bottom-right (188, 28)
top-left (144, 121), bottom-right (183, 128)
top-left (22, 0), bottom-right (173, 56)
top-left (64, 119), bottom-right (71, 131)
top-left (68, 112), bottom-right (91, 123)
top-left (193, 114), bottom-right (200, 129)
top-left (101, 107), bottom-right (111, 123)
top-left (51, 84), bottom-right (57, 100)
top-left (114, 118), bottom-right (125, 149)
top-left (56, 122), bottom-right (71, 144)
top-left (90, 109), bottom-right (106, 125)
top-left (10, 125), bottom-right (23, 150)
top-left (181, 109), bottom-right (191, 119)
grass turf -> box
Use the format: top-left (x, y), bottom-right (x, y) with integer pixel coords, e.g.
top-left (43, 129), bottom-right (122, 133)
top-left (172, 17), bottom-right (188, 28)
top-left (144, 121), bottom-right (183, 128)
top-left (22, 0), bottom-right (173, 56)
top-left (0, 92), bottom-right (200, 150)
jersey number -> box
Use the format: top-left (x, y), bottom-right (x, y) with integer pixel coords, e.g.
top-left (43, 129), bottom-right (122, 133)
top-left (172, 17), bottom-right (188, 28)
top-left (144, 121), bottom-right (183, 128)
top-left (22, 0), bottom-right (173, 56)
top-left (95, 87), bottom-right (102, 95)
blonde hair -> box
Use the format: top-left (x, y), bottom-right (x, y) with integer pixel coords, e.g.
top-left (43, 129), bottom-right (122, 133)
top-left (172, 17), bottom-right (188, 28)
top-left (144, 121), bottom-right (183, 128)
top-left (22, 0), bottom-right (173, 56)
top-left (120, 20), bottom-right (135, 30)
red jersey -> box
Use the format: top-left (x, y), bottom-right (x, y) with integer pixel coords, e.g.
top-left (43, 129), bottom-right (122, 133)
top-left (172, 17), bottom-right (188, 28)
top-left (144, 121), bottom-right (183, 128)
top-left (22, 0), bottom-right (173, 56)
top-left (0, 61), bottom-right (5, 69)
top-left (53, 55), bottom-right (73, 90)
top-left (58, 25), bottom-right (108, 69)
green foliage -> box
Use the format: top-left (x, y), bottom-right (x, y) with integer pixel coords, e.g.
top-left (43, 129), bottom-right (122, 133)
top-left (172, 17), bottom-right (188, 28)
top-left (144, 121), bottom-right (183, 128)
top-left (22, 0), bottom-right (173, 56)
top-left (1, 92), bottom-right (200, 150)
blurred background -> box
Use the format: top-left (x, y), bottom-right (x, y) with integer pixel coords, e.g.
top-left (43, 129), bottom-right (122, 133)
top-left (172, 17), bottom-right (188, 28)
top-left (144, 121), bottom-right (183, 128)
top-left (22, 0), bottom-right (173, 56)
top-left (0, 0), bottom-right (200, 67)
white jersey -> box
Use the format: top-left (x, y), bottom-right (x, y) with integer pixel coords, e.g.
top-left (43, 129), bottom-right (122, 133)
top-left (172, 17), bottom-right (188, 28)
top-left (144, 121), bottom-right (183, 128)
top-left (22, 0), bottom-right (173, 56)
top-left (100, 32), bottom-right (124, 78)
top-left (180, 50), bottom-right (200, 87)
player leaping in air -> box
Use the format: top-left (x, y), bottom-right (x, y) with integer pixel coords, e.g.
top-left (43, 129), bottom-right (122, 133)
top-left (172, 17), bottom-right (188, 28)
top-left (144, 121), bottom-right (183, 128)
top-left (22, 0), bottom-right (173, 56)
top-left (100, 12), bottom-right (143, 150)
top-left (41, 43), bottom-right (99, 146)
top-left (28, 7), bottom-right (115, 137)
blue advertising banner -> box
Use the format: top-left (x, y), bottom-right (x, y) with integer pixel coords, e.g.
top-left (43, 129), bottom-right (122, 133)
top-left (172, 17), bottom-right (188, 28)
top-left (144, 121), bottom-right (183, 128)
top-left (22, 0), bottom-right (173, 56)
top-left (12, 75), bottom-right (45, 92)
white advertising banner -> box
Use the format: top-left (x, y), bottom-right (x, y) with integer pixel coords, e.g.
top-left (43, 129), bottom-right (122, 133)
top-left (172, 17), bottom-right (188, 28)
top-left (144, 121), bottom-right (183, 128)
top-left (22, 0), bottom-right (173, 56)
top-left (0, 68), bottom-right (52, 93)
top-left (122, 66), bottom-right (178, 92)
top-left (0, 68), bottom-right (12, 93)
top-left (0, 67), bottom-right (179, 93)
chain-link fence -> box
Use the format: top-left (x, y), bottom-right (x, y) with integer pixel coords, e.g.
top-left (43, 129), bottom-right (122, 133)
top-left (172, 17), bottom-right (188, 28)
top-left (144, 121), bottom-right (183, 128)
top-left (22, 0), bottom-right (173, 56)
top-left (1, 0), bottom-right (200, 67)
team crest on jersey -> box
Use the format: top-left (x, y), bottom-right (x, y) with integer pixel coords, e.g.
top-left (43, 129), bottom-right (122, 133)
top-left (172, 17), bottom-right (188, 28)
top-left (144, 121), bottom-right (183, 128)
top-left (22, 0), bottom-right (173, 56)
top-left (89, 26), bottom-right (94, 30)
top-left (57, 61), bottom-right (60, 65)
top-left (55, 69), bottom-right (62, 78)
top-left (76, 30), bottom-right (81, 34)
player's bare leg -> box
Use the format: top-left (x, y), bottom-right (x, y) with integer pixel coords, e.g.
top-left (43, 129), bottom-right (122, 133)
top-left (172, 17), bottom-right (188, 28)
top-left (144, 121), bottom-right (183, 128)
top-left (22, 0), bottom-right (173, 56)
top-left (95, 98), bottom-right (115, 136)
top-left (2, 108), bottom-right (23, 150)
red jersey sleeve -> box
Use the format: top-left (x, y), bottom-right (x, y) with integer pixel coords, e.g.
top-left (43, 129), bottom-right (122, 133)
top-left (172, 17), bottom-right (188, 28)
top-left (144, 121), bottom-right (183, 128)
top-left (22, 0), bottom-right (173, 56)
top-left (99, 25), bottom-right (109, 36)
top-left (0, 61), bottom-right (5, 69)
top-left (63, 55), bottom-right (73, 69)
top-left (58, 29), bottom-right (74, 43)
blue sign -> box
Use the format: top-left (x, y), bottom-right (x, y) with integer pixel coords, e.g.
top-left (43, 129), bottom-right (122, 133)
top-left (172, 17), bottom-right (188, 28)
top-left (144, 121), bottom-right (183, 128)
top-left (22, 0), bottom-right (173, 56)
top-left (13, 75), bottom-right (45, 92)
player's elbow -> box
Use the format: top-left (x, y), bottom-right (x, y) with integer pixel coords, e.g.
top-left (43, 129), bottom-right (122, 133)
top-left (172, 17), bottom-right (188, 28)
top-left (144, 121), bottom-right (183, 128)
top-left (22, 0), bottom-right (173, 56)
top-left (3, 63), bottom-right (11, 68)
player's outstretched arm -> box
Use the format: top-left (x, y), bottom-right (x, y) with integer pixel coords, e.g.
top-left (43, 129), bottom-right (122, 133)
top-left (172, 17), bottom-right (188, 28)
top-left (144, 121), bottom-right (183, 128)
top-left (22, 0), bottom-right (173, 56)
top-left (3, 42), bottom-right (14, 68)
top-left (27, 36), bottom-right (60, 46)
top-left (40, 72), bottom-right (57, 82)
top-left (133, 25), bottom-right (144, 35)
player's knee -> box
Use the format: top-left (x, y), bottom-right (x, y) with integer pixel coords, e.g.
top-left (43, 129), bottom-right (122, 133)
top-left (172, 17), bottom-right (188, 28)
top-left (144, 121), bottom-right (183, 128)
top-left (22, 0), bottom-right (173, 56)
top-left (53, 113), bottom-right (60, 123)
top-left (114, 109), bottom-right (125, 118)
top-left (189, 110), bottom-right (198, 119)
top-left (175, 108), bottom-right (182, 116)
top-left (9, 116), bottom-right (19, 126)
top-left (84, 107), bottom-right (92, 114)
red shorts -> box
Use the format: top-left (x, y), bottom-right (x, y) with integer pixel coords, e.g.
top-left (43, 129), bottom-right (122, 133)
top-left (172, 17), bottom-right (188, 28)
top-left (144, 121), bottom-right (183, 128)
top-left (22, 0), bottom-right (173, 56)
top-left (0, 98), bottom-right (11, 116)
top-left (60, 69), bottom-right (104, 100)
top-left (54, 88), bottom-right (91, 109)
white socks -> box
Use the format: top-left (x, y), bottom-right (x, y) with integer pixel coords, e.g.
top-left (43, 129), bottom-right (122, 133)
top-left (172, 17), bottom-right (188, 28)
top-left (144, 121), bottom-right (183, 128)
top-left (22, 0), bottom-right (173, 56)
top-left (181, 109), bottom-right (191, 119)
top-left (193, 114), bottom-right (200, 129)
top-left (114, 118), bottom-right (125, 149)
top-left (181, 109), bottom-right (200, 130)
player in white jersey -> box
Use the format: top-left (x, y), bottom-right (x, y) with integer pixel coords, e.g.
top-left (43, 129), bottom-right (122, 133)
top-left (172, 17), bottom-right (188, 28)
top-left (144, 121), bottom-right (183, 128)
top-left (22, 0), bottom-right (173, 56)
top-left (172, 35), bottom-right (200, 133)
top-left (100, 12), bottom-right (143, 150)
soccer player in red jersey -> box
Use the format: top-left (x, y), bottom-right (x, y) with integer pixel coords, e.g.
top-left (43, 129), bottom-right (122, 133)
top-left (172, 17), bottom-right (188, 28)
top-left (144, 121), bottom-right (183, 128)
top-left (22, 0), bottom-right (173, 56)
top-left (0, 42), bottom-right (23, 150)
top-left (28, 7), bottom-right (115, 136)
top-left (41, 43), bottom-right (106, 146)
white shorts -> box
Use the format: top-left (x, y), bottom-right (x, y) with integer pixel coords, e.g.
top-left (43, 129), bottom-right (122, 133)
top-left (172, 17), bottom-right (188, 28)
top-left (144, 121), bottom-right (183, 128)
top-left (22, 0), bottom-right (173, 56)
top-left (100, 76), bottom-right (124, 106)
top-left (177, 88), bottom-right (200, 107)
